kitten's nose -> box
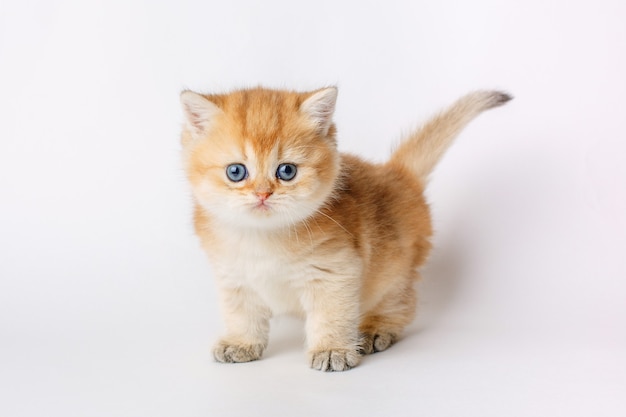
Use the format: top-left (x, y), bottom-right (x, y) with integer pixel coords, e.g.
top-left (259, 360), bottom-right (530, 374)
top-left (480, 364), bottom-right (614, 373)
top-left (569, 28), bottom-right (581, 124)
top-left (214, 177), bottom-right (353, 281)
top-left (256, 191), bottom-right (273, 201)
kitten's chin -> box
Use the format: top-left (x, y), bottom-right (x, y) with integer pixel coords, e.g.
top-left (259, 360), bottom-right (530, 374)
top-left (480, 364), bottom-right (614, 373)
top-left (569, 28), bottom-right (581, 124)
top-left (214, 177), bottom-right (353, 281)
top-left (206, 202), bottom-right (321, 232)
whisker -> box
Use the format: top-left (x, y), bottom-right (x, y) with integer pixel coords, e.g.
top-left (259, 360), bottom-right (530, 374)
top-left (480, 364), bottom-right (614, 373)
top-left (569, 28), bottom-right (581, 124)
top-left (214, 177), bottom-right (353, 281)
top-left (284, 208), bottom-right (300, 245)
top-left (310, 215), bottom-right (325, 236)
top-left (302, 218), bottom-right (314, 247)
top-left (314, 209), bottom-right (354, 238)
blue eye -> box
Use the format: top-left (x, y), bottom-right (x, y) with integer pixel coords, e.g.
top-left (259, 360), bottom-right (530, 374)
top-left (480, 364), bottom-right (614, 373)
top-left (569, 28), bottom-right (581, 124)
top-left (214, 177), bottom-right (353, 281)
top-left (276, 163), bottom-right (297, 181)
top-left (226, 164), bottom-right (247, 182)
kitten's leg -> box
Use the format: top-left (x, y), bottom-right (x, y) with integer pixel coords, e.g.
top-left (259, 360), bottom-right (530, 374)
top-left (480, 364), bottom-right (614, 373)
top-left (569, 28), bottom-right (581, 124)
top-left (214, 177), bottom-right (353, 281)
top-left (213, 285), bottom-right (271, 363)
top-left (302, 276), bottom-right (361, 372)
top-left (359, 275), bottom-right (418, 355)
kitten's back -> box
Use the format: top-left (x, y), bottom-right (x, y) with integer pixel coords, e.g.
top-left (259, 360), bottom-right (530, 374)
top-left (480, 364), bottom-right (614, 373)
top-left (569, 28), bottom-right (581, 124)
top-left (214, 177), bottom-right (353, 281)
top-left (320, 154), bottom-right (433, 309)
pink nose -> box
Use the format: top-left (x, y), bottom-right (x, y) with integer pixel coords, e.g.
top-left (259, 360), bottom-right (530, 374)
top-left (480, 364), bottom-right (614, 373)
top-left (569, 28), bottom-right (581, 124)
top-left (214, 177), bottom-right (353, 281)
top-left (256, 191), bottom-right (272, 201)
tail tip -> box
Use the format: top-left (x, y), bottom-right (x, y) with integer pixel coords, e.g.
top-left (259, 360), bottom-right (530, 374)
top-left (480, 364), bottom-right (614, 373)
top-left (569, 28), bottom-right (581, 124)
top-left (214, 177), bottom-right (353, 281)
top-left (488, 91), bottom-right (513, 107)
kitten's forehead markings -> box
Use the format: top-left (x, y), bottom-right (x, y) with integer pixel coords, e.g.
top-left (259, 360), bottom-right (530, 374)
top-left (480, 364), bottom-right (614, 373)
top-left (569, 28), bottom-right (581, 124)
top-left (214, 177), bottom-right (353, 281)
top-left (267, 142), bottom-right (280, 177)
top-left (243, 141), bottom-right (281, 179)
top-left (270, 141), bottom-right (280, 161)
top-left (243, 142), bottom-right (257, 178)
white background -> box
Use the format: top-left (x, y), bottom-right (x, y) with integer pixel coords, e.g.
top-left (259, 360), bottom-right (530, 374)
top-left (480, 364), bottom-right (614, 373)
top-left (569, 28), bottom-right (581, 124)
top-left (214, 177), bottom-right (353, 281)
top-left (1, 1), bottom-right (625, 416)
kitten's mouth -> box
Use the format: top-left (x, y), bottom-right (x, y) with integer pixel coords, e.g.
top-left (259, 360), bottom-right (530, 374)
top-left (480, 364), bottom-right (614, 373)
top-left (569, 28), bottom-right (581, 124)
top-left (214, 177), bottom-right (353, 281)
top-left (253, 202), bottom-right (272, 212)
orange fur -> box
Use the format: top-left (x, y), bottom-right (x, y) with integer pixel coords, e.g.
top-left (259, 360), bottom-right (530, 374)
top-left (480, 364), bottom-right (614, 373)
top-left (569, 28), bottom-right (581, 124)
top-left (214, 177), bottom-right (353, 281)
top-left (180, 86), bottom-right (511, 371)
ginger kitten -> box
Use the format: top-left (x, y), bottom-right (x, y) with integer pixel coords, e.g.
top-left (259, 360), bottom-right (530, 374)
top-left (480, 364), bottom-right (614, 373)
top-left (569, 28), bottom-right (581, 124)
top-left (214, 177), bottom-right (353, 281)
top-left (180, 87), bottom-right (510, 371)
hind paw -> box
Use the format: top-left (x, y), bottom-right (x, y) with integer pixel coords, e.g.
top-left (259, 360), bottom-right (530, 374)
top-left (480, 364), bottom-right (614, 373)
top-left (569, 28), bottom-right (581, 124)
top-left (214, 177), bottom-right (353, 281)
top-left (359, 332), bottom-right (398, 355)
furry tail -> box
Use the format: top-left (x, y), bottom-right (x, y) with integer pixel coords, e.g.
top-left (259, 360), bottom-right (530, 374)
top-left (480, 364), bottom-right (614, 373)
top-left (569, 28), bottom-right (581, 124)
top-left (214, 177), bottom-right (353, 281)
top-left (389, 90), bottom-right (512, 183)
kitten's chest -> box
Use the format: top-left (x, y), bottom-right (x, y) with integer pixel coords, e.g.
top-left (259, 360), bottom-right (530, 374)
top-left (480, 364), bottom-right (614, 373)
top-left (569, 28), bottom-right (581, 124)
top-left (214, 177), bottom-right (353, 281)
top-left (210, 232), bottom-right (311, 312)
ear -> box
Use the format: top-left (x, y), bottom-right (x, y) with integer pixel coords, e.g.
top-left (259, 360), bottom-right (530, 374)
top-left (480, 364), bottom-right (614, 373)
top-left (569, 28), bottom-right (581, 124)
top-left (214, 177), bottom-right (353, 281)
top-left (300, 87), bottom-right (338, 136)
top-left (180, 90), bottom-right (222, 138)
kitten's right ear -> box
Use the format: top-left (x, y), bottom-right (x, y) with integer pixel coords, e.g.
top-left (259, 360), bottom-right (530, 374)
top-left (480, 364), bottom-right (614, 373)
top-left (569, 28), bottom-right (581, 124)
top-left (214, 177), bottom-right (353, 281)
top-left (300, 87), bottom-right (338, 136)
top-left (180, 90), bottom-right (222, 138)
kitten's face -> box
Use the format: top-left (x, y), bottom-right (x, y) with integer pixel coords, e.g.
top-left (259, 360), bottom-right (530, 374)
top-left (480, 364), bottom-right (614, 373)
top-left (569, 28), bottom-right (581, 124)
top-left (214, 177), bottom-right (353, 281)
top-left (181, 88), bottom-right (340, 230)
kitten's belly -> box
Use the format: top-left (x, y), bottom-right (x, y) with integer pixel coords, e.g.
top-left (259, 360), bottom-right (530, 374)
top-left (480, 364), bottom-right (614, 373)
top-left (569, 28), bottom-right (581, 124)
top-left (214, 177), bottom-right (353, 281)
top-left (214, 241), bottom-right (310, 316)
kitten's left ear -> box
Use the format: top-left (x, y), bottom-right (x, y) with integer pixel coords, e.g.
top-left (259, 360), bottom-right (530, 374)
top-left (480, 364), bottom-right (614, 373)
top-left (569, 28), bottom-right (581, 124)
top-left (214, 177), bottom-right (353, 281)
top-left (180, 90), bottom-right (222, 138)
top-left (300, 87), bottom-right (338, 136)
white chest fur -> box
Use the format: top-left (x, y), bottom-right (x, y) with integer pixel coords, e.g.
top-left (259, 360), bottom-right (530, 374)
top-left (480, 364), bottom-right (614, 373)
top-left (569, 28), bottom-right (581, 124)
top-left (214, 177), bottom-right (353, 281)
top-left (209, 230), bottom-right (315, 316)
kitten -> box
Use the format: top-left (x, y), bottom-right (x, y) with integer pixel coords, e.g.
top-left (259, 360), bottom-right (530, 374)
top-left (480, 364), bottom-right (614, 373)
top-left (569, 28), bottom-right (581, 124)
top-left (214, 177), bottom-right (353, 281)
top-left (180, 87), bottom-right (510, 371)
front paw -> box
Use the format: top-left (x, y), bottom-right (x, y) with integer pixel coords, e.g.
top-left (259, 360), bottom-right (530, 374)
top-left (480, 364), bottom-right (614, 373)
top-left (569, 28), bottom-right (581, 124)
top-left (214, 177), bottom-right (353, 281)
top-left (213, 340), bottom-right (265, 363)
top-left (309, 348), bottom-right (360, 372)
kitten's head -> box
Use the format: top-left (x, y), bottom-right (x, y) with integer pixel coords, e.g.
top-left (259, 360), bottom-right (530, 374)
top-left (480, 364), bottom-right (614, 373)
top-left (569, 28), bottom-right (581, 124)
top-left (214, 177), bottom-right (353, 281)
top-left (180, 87), bottom-right (340, 230)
